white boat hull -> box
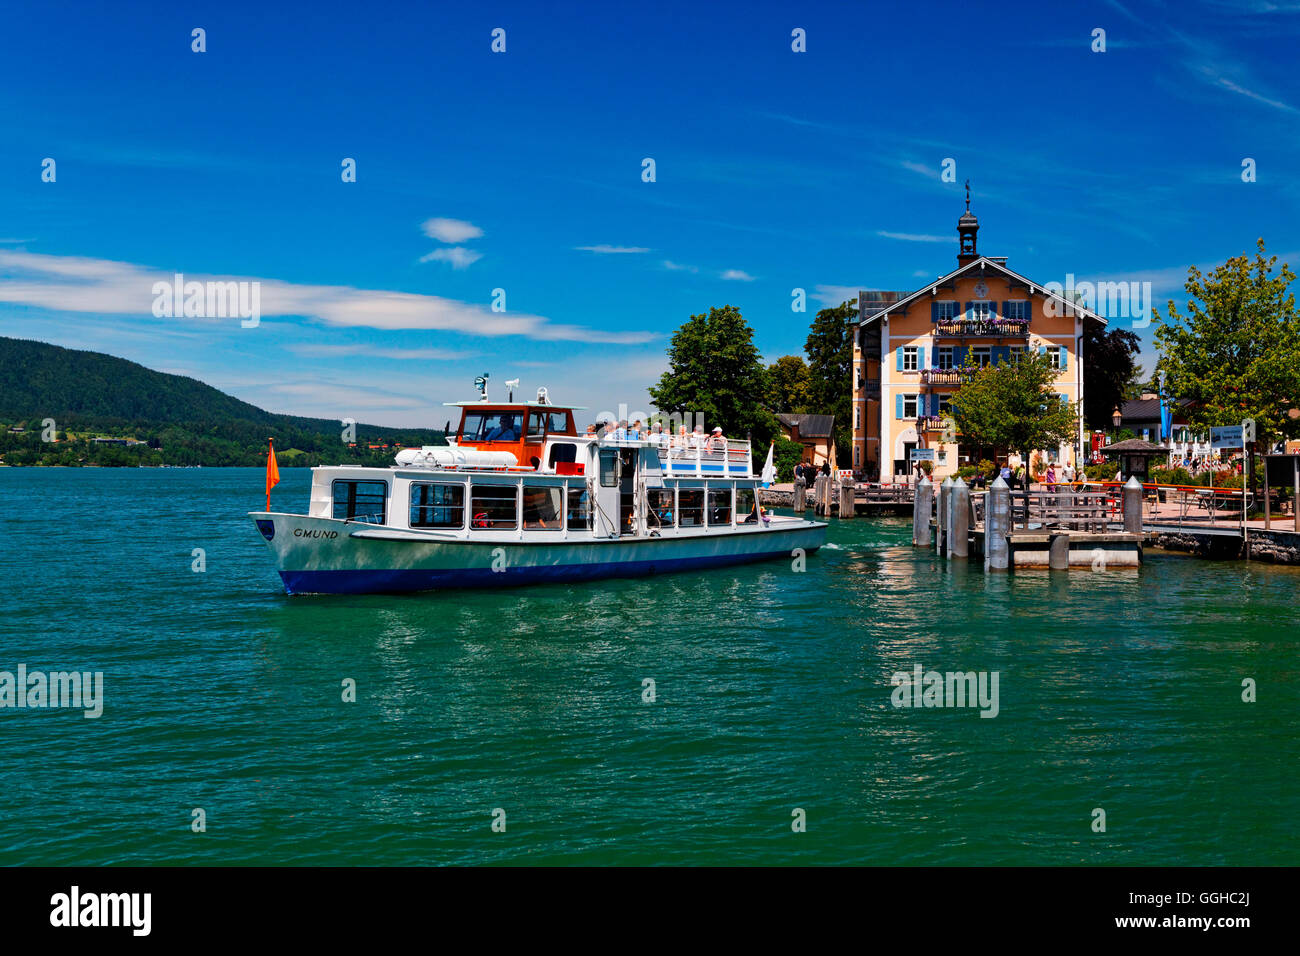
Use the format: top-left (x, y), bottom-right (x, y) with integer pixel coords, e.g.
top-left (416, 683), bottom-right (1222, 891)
top-left (250, 512), bottom-right (826, 595)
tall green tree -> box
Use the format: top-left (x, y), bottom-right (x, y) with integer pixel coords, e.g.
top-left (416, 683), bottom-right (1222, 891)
top-left (950, 351), bottom-right (1079, 465)
top-left (1082, 323), bottom-right (1143, 428)
top-left (803, 298), bottom-right (856, 454)
top-left (650, 305), bottom-right (777, 446)
top-left (1154, 239), bottom-right (1300, 442)
top-left (765, 355), bottom-right (812, 413)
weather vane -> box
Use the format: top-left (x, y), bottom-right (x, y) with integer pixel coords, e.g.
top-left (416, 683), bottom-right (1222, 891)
top-left (965, 179), bottom-right (971, 211)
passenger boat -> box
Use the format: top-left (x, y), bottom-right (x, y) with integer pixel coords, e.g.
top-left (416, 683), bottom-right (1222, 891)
top-left (249, 384), bottom-right (826, 594)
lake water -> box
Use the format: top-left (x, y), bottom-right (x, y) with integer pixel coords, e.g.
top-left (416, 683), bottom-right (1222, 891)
top-left (0, 468), bottom-right (1295, 865)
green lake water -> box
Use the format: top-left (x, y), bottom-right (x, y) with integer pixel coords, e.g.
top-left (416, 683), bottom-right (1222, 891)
top-left (0, 468), bottom-right (1295, 865)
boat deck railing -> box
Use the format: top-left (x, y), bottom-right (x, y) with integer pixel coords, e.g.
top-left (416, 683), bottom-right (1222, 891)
top-left (659, 438), bottom-right (753, 476)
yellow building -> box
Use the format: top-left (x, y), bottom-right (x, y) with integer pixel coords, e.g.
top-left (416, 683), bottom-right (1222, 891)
top-left (851, 199), bottom-right (1106, 479)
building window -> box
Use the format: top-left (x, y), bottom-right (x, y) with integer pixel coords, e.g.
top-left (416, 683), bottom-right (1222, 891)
top-left (1009, 345), bottom-right (1027, 363)
top-left (599, 449), bottom-right (618, 487)
top-left (937, 450), bottom-right (948, 465)
top-left (937, 395), bottom-right (953, 416)
top-left (902, 346), bottom-right (919, 372)
top-left (523, 485), bottom-right (564, 530)
top-left (971, 346), bottom-right (992, 367)
top-left (902, 394), bottom-right (919, 418)
top-left (854, 407), bottom-right (860, 428)
top-left (1049, 346), bottom-right (1063, 369)
top-left (972, 301), bottom-right (993, 320)
top-left (937, 346), bottom-right (954, 370)
top-left (332, 480), bottom-right (387, 523)
top-left (936, 301), bottom-right (958, 321)
top-left (409, 482), bottom-right (464, 528)
top-left (470, 484), bottom-right (518, 530)
top-left (1005, 300), bottom-right (1030, 321)
top-left (736, 486), bottom-right (758, 523)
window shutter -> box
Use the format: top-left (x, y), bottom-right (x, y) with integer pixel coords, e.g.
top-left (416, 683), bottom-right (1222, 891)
top-left (992, 346), bottom-right (1007, 365)
top-left (1059, 346), bottom-right (1068, 370)
top-left (931, 302), bottom-right (939, 322)
top-left (1039, 344), bottom-right (1047, 355)
top-left (1001, 300), bottom-right (1010, 319)
top-left (954, 345), bottom-right (967, 367)
top-left (895, 394), bottom-right (904, 419)
top-left (962, 301), bottom-right (972, 319)
top-left (896, 348), bottom-right (904, 372)
top-left (917, 346), bottom-right (926, 368)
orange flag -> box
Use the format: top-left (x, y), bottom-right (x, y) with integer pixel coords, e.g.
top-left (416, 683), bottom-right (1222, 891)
top-left (265, 438), bottom-right (280, 511)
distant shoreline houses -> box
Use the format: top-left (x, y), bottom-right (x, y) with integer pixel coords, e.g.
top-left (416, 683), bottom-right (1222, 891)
top-left (851, 199), bottom-right (1105, 479)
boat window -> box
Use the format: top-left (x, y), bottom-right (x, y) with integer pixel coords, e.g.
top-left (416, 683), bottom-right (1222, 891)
top-left (548, 442), bottom-right (577, 467)
top-left (462, 412), bottom-right (522, 443)
top-left (599, 450), bottom-right (619, 487)
top-left (528, 412), bottom-right (571, 437)
top-left (647, 488), bottom-right (675, 529)
top-left (566, 482), bottom-right (591, 530)
top-left (332, 480), bottom-right (387, 523)
top-left (409, 482), bottom-right (464, 528)
top-left (470, 484), bottom-right (518, 529)
top-left (523, 485), bottom-right (564, 530)
top-left (707, 486), bottom-right (732, 525)
top-left (736, 487), bottom-right (757, 523)
top-left (677, 489), bottom-right (704, 528)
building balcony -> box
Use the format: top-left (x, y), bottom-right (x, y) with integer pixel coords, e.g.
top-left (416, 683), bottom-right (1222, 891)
top-left (862, 379), bottom-right (881, 400)
top-left (934, 318), bottom-right (1029, 338)
top-left (920, 368), bottom-right (966, 385)
top-left (917, 416), bottom-right (945, 433)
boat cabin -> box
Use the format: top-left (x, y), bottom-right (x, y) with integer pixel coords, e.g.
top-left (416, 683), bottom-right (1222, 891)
top-left (447, 399), bottom-right (579, 472)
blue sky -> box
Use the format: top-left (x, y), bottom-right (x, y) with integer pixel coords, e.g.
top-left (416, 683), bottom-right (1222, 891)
top-left (1, 0), bottom-right (1297, 426)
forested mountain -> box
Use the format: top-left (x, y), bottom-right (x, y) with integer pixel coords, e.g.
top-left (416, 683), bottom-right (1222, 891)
top-left (0, 336), bottom-right (445, 466)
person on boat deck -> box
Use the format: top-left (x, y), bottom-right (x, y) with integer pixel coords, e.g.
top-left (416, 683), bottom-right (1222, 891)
top-left (628, 419), bottom-right (643, 440)
top-left (601, 419), bottom-right (617, 441)
top-left (689, 425), bottom-right (706, 448)
top-left (585, 424), bottom-right (598, 437)
top-left (485, 415), bottom-right (518, 441)
top-left (647, 422), bottom-right (666, 446)
top-left (614, 420), bottom-right (629, 441)
top-left (706, 426), bottom-right (726, 452)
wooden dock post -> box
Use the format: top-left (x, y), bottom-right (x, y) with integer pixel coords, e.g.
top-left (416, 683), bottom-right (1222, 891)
top-left (794, 475), bottom-right (806, 514)
top-left (937, 477), bottom-right (952, 557)
top-left (913, 476), bottom-right (933, 547)
top-left (839, 478), bottom-right (855, 518)
top-left (950, 477), bottom-right (970, 559)
top-left (986, 476), bottom-right (1010, 571)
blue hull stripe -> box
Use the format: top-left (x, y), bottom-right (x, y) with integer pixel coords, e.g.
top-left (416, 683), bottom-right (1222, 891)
top-left (279, 547), bottom-right (816, 595)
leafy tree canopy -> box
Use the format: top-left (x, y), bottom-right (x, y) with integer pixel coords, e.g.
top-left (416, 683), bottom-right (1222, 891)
top-left (765, 355), bottom-right (812, 414)
top-left (950, 351), bottom-right (1078, 462)
top-left (803, 299), bottom-right (856, 453)
top-left (1154, 239), bottom-right (1300, 441)
top-left (649, 305), bottom-right (777, 446)
top-left (1082, 323), bottom-right (1143, 428)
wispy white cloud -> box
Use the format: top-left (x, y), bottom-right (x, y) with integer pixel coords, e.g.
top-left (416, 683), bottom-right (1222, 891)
top-left (421, 218), bottom-right (483, 244)
top-left (418, 247), bottom-right (483, 269)
top-left (720, 269), bottom-right (756, 281)
top-left (663, 260), bottom-right (699, 273)
top-left (1213, 76), bottom-right (1298, 112)
top-left (812, 284), bottom-right (862, 306)
top-left (575, 245), bottom-right (651, 254)
top-left (0, 250), bottom-right (653, 344)
top-left (900, 160), bottom-right (941, 180)
top-left (877, 230), bottom-right (955, 243)
top-left (287, 343), bottom-right (476, 361)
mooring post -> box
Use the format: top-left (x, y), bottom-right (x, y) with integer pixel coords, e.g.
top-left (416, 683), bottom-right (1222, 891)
top-left (794, 475), bottom-right (806, 514)
top-left (913, 476), bottom-right (933, 547)
top-left (1048, 533), bottom-right (1070, 569)
top-left (951, 477), bottom-right (970, 559)
top-left (1123, 475), bottom-right (1144, 534)
top-left (839, 478), bottom-right (855, 518)
top-left (986, 476), bottom-right (1010, 571)
top-left (937, 477), bottom-right (952, 558)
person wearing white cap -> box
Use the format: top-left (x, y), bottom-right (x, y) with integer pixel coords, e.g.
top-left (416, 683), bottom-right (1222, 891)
top-left (707, 425), bottom-right (726, 453)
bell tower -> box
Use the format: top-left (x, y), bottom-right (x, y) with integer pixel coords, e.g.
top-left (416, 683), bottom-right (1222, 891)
top-left (957, 180), bottom-right (980, 266)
